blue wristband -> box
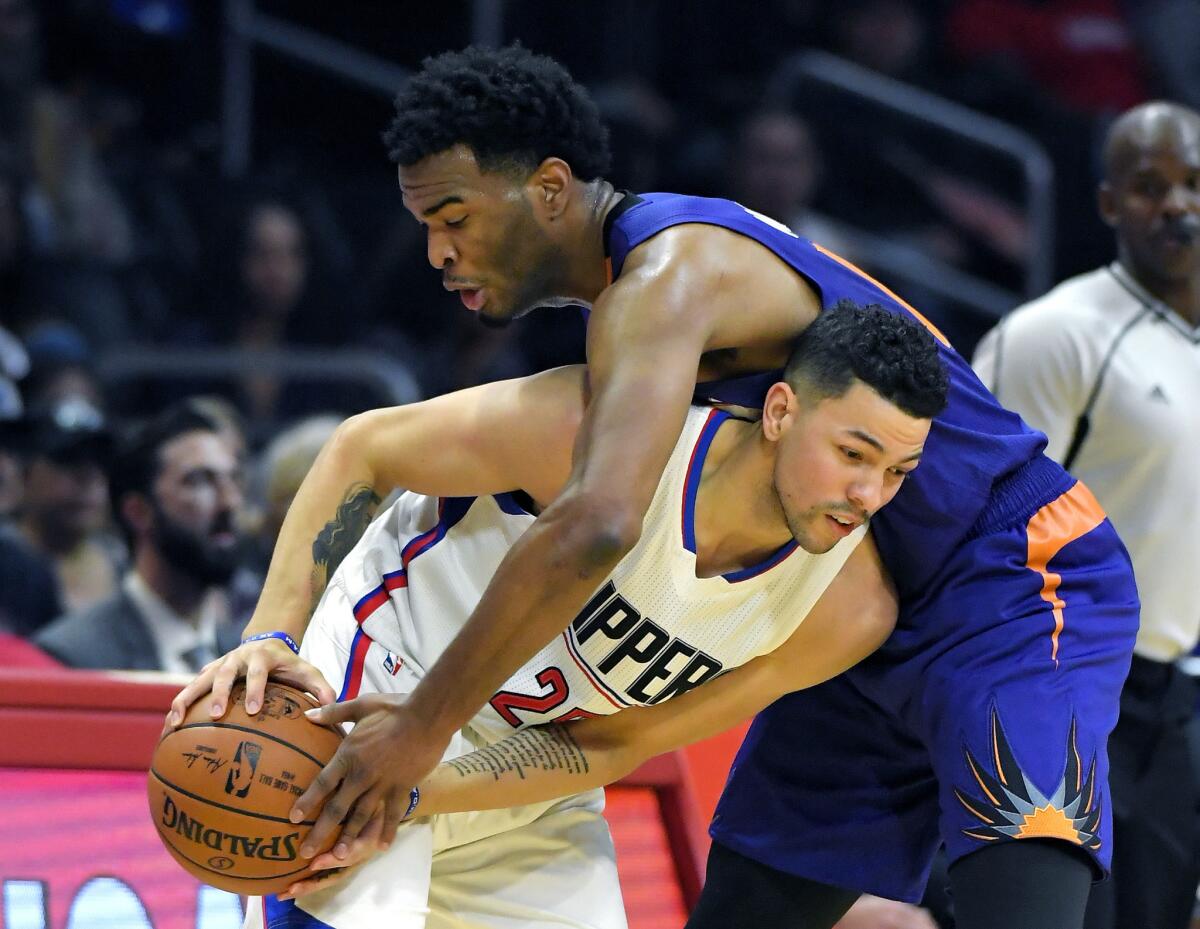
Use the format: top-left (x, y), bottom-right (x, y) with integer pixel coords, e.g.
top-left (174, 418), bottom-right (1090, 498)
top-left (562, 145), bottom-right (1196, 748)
top-left (241, 631), bottom-right (300, 654)
top-left (403, 786), bottom-right (420, 821)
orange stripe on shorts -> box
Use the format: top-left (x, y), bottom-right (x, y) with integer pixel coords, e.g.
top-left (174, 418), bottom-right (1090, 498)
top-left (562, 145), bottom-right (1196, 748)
top-left (1025, 481), bottom-right (1107, 665)
top-left (811, 243), bottom-right (951, 347)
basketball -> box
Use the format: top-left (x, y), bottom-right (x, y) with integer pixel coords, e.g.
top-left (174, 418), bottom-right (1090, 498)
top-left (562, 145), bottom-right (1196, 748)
top-left (147, 680), bottom-right (344, 896)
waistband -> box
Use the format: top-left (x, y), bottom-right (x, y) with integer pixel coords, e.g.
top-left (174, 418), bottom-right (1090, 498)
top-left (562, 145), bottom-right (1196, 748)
top-left (965, 454), bottom-right (1077, 541)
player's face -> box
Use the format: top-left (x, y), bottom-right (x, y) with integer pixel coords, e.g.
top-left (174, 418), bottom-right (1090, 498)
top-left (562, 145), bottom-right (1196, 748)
top-left (771, 381), bottom-right (930, 554)
top-left (399, 145), bottom-right (567, 325)
top-left (149, 430), bottom-right (244, 584)
top-left (1102, 128), bottom-right (1200, 285)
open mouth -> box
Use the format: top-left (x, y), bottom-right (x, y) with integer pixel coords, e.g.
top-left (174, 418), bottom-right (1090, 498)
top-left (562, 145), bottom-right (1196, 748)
top-left (826, 514), bottom-right (858, 536)
top-left (459, 288), bottom-right (486, 311)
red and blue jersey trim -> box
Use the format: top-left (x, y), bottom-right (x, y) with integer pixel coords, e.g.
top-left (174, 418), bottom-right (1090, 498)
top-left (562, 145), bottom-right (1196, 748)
top-left (350, 496), bottom-right (476, 626)
top-left (680, 409), bottom-right (798, 583)
top-left (338, 496), bottom-right (476, 702)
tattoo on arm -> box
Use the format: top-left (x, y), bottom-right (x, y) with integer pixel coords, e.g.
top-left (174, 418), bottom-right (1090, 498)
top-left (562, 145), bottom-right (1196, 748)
top-left (309, 483), bottom-right (381, 610)
top-left (447, 726), bottom-right (590, 782)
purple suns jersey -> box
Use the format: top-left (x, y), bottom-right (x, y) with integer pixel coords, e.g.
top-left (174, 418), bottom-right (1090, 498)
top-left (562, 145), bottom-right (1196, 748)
top-left (602, 192), bottom-right (1057, 597)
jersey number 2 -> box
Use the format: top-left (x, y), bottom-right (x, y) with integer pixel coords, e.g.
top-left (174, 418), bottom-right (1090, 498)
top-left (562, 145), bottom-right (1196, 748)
top-left (489, 667), bottom-right (602, 727)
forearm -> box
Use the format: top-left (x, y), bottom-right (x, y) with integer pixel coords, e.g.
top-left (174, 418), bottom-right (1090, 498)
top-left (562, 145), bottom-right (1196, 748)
top-left (417, 724), bottom-right (629, 815)
top-left (244, 420), bottom-right (384, 639)
top-left (405, 503), bottom-right (630, 738)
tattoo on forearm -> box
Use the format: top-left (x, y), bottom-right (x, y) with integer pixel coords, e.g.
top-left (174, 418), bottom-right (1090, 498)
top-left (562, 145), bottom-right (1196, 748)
top-left (310, 483), bottom-right (381, 608)
top-left (448, 726), bottom-right (590, 782)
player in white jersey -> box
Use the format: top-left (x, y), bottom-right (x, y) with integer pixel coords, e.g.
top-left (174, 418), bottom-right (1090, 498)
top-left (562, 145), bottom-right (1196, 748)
top-left (973, 101), bottom-right (1200, 929)
top-left (184, 304), bottom-right (945, 929)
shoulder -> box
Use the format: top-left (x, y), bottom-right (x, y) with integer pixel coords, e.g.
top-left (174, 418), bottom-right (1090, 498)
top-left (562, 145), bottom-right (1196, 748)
top-left (986, 268), bottom-right (1131, 369)
top-left (1006, 268), bottom-right (1131, 335)
top-left (33, 592), bottom-right (135, 657)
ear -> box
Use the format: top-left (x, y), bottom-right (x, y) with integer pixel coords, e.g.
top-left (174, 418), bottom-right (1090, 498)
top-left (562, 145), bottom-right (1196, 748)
top-left (529, 158), bottom-right (573, 220)
top-left (761, 381), bottom-right (798, 442)
top-left (1097, 181), bottom-right (1118, 229)
top-left (121, 493), bottom-right (154, 538)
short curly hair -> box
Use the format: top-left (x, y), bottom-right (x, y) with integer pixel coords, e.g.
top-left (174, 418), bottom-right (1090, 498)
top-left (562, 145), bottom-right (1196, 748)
top-left (383, 45), bottom-right (612, 180)
top-left (785, 300), bottom-right (948, 419)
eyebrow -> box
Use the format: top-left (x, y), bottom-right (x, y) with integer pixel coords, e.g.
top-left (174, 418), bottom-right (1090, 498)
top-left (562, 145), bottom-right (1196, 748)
top-left (422, 195), bottom-right (465, 218)
top-left (846, 429), bottom-right (924, 462)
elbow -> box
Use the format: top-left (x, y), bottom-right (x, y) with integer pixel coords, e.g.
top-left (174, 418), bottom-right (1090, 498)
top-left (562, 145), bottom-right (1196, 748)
top-left (565, 719), bottom-right (646, 784)
top-left (326, 411), bottom-right (371, 462)
top-left (325, 410), bottom-right (394, 488)
top-left (543, 493), bottom-right (645, 570)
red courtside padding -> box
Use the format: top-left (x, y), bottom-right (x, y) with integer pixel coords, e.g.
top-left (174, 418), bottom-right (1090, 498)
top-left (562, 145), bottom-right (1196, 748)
top-left (0, 669), bottom-right (706, 929)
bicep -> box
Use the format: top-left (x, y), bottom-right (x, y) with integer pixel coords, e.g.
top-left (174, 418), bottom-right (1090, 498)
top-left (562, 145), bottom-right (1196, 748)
top-left (351, 366), bottom-right (587, 503)
top-left (568, 267), bottom-right (712, 519)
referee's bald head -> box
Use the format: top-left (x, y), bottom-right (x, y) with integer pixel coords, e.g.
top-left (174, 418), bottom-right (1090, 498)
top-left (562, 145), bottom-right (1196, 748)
top-left (1103, 101), bottom-right (1200, 183)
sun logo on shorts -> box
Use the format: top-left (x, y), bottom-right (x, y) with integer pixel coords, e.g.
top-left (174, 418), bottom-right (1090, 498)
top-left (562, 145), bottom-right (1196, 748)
top-left (955, 708), bottom-right (1101, 850)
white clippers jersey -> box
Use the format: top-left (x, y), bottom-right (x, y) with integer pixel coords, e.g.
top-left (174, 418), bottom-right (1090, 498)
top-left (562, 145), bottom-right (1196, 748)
top-left (330, 406), bottom-right (865, 743)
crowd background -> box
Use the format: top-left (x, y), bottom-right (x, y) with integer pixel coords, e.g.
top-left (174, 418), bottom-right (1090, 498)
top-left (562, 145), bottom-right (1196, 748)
top-left (1, 1), bottom-right (1197, 926)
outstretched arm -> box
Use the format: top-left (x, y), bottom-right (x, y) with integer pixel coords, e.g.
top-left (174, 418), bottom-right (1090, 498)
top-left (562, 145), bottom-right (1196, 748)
top-left (165, 367), bottom-right (586, 725)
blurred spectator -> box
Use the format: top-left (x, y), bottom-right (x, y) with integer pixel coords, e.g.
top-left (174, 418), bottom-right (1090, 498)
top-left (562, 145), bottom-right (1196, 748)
top-left (0, 430), bottom-right (21, 520)
top-left (182, 196), bottom-right (374, 436)
top-left (727, 109), bottom-right (860, 257)
top-left (35, 402), bottom-right (246, 671)
top-left (0, 0), bottom-right (135, 265)
top-left (13, 396), bottom-right (121, 616)
top-left (0, 528), bottom-right (61, 637)
top-left (222, 199), bottom-right (311, 423)
top-left (593, 79), bottom-right (678, 192)
top-left (0, 0), bottom-right (143, 354)
top-left (251, 413), bottom-right (341, 572)
top-left (947, 0), bottom-right (1148, 116)
top-left (973, 101), bottom-right (1200, 929)
top-left (19, 321), bottom-right (104, 411)
top-left (826, 0), bottom-right (947, 90)
top-left (186, 394), bottom-right (248, 465)
top-left (257, 414), bottom-right (340, 542)
top-left (183, 394), bottom-right (260, 628)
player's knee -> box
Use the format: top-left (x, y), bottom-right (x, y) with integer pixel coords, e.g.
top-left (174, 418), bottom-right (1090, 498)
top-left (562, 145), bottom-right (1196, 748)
top-left (949, 839), bottom-right (1094, 929)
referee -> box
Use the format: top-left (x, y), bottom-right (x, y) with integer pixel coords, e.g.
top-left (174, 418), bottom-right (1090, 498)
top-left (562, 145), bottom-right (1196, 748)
top-left (973, 100), bottom-right (1200, 929)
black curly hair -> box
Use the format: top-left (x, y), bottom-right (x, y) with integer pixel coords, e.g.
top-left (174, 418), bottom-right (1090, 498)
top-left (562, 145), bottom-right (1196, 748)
top-left (785, 300), bottom-right (948, 419)
top-left (383, 44), bottom-right (612, 180)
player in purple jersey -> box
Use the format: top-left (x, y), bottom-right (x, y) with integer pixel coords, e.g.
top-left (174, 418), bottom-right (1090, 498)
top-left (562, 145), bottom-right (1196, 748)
top-left (167, 46), bottom-right (1138, 929)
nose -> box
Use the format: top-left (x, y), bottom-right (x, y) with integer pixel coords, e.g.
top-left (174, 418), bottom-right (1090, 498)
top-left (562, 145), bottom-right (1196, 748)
top-left (217, 473), bottom-right (244, 511)
top-left (1162, 182), bottom-right (1199, 217)
top-left (426, 229), bottom-right (457, 270)
top-left (847, 475), bottom-right (884, 518)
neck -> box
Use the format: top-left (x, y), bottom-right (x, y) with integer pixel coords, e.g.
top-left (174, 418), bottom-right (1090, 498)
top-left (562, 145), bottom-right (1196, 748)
top-left (134, 547), bottom-right (210, 621)
top-left (1119, 251), bottom-right (1200, 325)
top-left (692, 419), bottom-right (793, 577)
top-left (560, 181), bottom-right (622, 305)
top-left (21, 516), bottom-right (85, 557)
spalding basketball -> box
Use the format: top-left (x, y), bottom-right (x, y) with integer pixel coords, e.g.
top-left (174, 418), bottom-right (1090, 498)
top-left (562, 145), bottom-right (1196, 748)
top-left (148, 680), bottom-right (344, 895)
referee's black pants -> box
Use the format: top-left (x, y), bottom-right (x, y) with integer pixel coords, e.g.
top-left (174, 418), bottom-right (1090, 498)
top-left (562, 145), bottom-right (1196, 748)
top-left (1083, 654), bottom-right (1200, 929)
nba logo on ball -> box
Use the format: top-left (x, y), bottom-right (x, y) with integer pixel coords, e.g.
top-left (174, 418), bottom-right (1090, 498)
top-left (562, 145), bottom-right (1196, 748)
top-left (224, 741), bottom-right (262, 798)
